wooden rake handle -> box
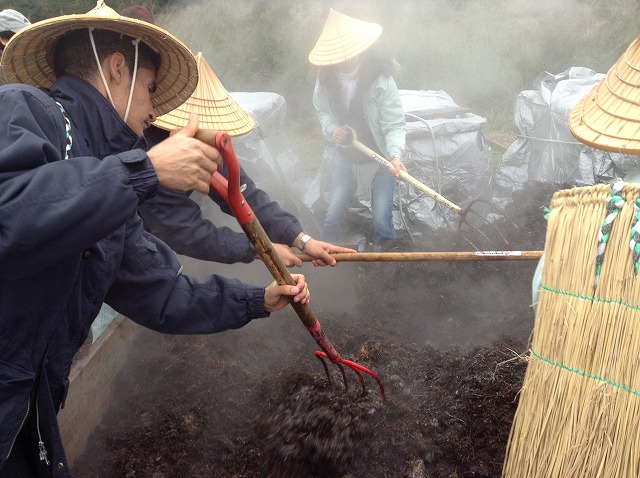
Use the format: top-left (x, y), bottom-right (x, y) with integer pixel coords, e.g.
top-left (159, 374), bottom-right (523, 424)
top-left (208, 132), bottom-right (342, 362)
top-left (295, 250), bottom-right (544, 262)
top-left (344, 127), bottom-right (462, 213)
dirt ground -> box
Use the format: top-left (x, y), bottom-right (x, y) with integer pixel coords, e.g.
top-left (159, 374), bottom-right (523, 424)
top-left (73, 181), bottom-right (561, 478)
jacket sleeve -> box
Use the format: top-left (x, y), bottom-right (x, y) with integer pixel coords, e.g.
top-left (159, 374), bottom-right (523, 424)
top-left (312, 77), bottom-right (339, 141)
top-left (137, 187), bottom-right (257, 264)
top-left (0, 86), bottom-right (158, 279)
top-left (141, 126), bottom-right (302, 260)
top-left (370, 75), bottom-right (406, 159)
top-left (207, 164), bottom-right (304, 246)
top-left (105, 214), bottom-right (268, 334)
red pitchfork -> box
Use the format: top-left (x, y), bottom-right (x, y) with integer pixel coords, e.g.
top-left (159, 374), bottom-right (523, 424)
top-left (202, 130), bottom-right (385, 400)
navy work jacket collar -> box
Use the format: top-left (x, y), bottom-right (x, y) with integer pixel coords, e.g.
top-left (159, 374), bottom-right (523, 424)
top-left (49, 75), bottom-right (148, 158)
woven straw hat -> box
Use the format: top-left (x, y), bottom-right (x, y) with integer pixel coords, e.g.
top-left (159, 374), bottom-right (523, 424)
top-left (154, 52), bottom-right (254, 136)
top-left (0, 0), bottom-right (197, 117)
top-left (569, 36), bottom-right (640, 154)
top-left (308, 8), bottom-right (382, 66)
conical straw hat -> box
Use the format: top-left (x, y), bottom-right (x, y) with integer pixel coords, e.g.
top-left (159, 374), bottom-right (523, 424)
top-left (0, 0), bottom-right (197, 117)
top-left (153, 52), bottom-right (254, 137)
top-left (569, 36), bottom-right (640, 154)
top-left (308, 8), bottom-right (382, 66)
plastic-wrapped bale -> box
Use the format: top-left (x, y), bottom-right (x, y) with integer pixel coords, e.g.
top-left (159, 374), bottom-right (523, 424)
top-left (398, 89), bottom-right (493, 235)
top-left (493, 67), bottom-right (640, 211)
top-left (503, 181), bottom-right (640, 477)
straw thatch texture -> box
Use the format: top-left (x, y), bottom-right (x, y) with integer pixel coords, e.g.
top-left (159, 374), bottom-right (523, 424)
top-left (503, 182), bottom-right (640, 477)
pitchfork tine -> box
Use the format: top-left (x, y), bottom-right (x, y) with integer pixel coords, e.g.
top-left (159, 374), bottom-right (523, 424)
top-left (314, 351), bottom-right (349, 392)
top-left (315, 351), bottom-right (385, 400)
top-left (458, 199), bottom-right (516, 250)
top-left (315, 351), bottom-right (334, 388)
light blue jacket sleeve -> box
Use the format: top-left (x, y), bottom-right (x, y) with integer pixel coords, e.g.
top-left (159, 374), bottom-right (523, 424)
top-left (312, 78), bottom-right (338, 140)
top-left (366, 75), bottom-right (406, 159)
top-left (312, 74), bottom-right (406, 160)
top-left (531, 253), bottom-right (544, 313)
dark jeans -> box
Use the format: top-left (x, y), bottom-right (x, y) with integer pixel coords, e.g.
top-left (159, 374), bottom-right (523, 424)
top-left (322, 151), bottom-right (397, 246)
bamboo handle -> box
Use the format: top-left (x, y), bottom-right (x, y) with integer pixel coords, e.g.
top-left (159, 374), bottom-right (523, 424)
top-left (348, 137), bottom-right (462, 213)
top-left (295, 251), bottom-right (543, 262)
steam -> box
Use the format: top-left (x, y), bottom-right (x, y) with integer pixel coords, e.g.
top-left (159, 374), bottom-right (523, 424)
top-left (67, 2), bottom-right (637, 473)
top-left (158, 0), bottom-right (640, 129)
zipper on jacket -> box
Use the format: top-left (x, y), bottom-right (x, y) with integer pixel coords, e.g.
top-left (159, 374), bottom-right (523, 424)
top-left (6, 400), bottom-right (30, 460)
top-left (36, 399), bottom-right (50, 465)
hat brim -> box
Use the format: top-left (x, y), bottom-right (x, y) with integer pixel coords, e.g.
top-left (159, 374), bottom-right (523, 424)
top-left (308, 9), bottom-right (382, 66)
top-left (154, 53), bottom-right (254, 137)
top-left (1, 11), bottom-right (197, 117)
top-left (569, 37), bottom-right (640, 154)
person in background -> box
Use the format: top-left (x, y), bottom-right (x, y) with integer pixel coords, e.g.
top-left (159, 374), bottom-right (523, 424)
top-left (119, 4), bottom-right (155, 23)
top-left (0, 3), bottom-right (309, 476)
top-left (309, 8), bottom-right (408, 251)
top-left (122, 5), bottom-right (353, 269)
top-left (142, 56), bottom-right (356, 268)
top-left (0, 9), bottom-right (30, 85)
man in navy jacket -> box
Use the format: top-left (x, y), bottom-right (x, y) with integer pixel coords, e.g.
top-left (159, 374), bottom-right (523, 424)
top-left (141, 124), bottom-right (355, 267)
top-left (0, 4), bottom-right (309, 476)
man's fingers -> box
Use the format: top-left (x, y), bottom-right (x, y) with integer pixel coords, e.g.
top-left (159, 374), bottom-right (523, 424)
top-left (211, 150), bottom-right (224, 171)
top-left (193, 177), bottom-right (210, 194)
top-left (174, 113), bottom-right (199, 138)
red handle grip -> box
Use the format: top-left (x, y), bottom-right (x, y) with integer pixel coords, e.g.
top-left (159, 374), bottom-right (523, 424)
top-left (209, 132), bottom-right (253, 225)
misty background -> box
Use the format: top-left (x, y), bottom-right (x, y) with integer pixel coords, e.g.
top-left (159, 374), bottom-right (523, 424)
top-left (4, 0), bottom-right (639, 320)
top-left (6, 0), bottom-right (640, 138)
top-left (5, 4), bottom-right (620, 471)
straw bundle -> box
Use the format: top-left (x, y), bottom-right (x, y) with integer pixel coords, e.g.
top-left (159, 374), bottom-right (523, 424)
top-left (503, 181), bottom-right (640, 477)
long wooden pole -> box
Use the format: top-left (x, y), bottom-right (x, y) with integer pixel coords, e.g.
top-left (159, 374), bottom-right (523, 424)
top-left (295, 250), bottom-right (543, 262)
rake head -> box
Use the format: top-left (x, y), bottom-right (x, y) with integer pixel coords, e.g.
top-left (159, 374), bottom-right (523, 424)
top-left (457, 199), bottom-right (518, 250)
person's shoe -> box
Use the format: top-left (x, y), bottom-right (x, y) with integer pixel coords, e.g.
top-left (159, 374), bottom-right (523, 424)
top-left (380, 236), bottom-right (413, 252)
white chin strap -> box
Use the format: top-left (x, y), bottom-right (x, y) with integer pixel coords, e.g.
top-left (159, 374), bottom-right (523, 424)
top-left (88, 28), bottom-right (140, 124)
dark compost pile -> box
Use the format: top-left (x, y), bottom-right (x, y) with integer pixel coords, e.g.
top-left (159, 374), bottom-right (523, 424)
top-left (73, 181), bottom-right (563, 478)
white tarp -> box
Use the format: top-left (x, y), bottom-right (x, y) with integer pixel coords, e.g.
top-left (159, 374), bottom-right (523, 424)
top-left (493, 67), bottom-right (640, 209)
top-left (398, 90), bottom-right (493, 235)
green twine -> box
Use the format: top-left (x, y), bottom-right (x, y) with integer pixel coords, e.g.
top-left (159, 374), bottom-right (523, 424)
top-left (535, 282), bottom-right (640, 396)
top-left (529, 346), bottom-right (640, 398)
top-left (540, 282), bottom-right (640, 312)
top-left (530, 183), bottom-right (640, 400)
